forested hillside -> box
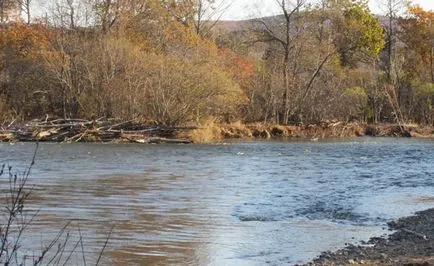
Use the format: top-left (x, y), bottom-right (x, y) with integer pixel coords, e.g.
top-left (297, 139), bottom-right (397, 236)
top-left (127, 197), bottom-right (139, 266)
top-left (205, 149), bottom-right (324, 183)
top-left (0, 0), bottom-right (433, 127)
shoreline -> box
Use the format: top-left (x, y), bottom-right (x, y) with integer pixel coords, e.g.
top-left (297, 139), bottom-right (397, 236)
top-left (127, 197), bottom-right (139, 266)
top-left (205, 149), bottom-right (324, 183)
top-left (187, 122), bottom-right (434, 143)
top-left (0, 119), bottom-right (433, 143)
top-left (302, 208), bottom-right (434, 266)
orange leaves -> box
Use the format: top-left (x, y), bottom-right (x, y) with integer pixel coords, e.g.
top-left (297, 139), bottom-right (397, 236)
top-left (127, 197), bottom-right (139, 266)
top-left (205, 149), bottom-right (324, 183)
top-left (406, 4), bottom-right (434, 40)
top-left (401, 5), bottom-right (434, 63)
top-left (218, 48), bottom-right (254, 90)
top-left (0, 23), bottom-right (51, 59)
top-left (408, 5), bottom-right (434, 24)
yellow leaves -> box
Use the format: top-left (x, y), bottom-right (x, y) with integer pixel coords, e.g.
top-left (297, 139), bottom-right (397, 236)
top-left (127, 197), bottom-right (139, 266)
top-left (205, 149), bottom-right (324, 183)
top-left (342, 1), bottom-right (385, 57)
top-left (344, 86), bottom-right (367, 99)
top-left (163, 22), bottom-right (200, 47)
top-left (412, 81), bottom-right (434, 96)
top-left (109, 0), bottom-right (223, 60)
top-left (132, 53), bottom-right (243, 124)
top-left (66, 34), bottom-right (247, 124)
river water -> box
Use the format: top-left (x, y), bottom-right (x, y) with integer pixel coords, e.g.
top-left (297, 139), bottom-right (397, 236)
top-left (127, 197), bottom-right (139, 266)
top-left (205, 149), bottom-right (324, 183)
top-left (0, 138), bottom-right (434, 265)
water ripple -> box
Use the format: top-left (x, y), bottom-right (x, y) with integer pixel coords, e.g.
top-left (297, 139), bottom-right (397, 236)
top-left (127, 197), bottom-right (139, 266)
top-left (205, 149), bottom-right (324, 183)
top-left (0, 138), bottom-right (433, 265)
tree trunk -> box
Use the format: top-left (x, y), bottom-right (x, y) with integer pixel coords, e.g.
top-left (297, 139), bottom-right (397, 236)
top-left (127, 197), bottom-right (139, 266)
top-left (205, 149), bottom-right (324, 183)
top-left (282, 49), bottom-right (290, 125)
top-left (431, 45), bottom-right (434, 83)
top-left (387, 15), bottom-right (393, 82)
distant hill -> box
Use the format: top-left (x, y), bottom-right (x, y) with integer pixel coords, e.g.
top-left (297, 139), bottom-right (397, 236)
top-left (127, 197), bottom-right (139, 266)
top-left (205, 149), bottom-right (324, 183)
top-left (211, 13), bottom-right (393, 62)
top-left (213, 15), bottom-right (286, 33)
top-left (213, 14), bottom-right (390, 34)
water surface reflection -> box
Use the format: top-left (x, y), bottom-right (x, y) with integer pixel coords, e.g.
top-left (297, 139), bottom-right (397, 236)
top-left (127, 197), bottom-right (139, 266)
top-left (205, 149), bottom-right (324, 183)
top-left (0, 138), bottom-right (433, 265)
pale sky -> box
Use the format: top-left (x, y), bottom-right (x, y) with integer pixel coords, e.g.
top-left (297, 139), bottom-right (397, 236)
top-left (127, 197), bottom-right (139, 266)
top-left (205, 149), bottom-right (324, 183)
top-left (29, 0), bottom-right (434, 23)
top-left (221, 0), bottom-right (434, 20)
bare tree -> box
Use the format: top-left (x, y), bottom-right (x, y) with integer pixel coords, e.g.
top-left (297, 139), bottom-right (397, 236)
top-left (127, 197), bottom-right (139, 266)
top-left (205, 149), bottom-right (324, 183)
top-left (17, 0), bottom-right (31, 23)
top-left (162, 0), bottom-right (233, 38)
top-left (0, 0), bottom-right (19, 24)
top-left (194, 0), bottom-right (232, 37)
top-left (0, 0), bottom-right (7, 24)
top-left (49, 0), bottom-right (93, 28)
top-left (376, 0), bottom-right (409, 125)
top-left (90, 0), bottom-right (119, 33)
top-left (254, 0), bottom-right (305, 124)
top-left (377, 0), bottom-right (409, 83)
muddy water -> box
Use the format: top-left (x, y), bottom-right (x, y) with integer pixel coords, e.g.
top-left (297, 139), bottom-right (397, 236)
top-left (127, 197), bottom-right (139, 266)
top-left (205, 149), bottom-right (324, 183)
top-left (1, 138), bottom-right (434, 265)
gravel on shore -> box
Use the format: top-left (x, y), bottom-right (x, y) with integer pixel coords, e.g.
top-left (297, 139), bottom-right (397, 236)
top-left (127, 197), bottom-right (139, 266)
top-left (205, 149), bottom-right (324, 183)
top-left (303, 208), bottom-right (434, 266)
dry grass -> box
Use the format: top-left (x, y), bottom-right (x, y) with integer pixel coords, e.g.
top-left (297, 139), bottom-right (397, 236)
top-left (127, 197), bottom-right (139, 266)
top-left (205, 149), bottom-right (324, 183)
top-left (188, 120), bottom-right (223, 143)
top-left (184, 121), bottom-right (434, 143)
top-left (221, 121), bottom-right (253, 139)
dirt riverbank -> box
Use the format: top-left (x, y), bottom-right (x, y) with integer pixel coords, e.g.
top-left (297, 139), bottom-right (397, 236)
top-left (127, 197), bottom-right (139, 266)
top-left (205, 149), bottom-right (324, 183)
top-left (303, 208), bottom-right (434, 266)
top-left (0, 119), bottom-right (433, 143)
top-left (187, 122), bottom-right (434, 142)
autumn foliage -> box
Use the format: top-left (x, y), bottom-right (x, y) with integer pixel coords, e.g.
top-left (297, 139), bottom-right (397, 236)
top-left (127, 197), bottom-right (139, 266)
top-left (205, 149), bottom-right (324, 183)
top-left (0, 0), bottom-right (433, 126)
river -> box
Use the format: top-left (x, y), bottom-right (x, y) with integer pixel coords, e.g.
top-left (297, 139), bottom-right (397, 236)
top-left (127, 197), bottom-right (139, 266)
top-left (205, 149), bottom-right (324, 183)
top-left (1, 138), bottom-right (433, 265)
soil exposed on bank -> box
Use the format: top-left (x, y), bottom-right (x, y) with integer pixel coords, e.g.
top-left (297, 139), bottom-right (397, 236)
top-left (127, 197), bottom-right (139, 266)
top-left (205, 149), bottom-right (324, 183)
top-left (302, 208), bottom-right (434, 266)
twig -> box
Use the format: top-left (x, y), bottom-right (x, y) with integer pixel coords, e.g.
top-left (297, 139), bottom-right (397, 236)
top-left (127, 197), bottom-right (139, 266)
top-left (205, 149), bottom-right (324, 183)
top-left (50, 231), bottom-right (70, 265)
top-left (5, 209), bottom-right (40, 265)
top-left (33, 222), bottom-right (70, 265)
top-left (62, 237), bottom-right (81, 266)
top-left (98, 120), bottom-right (133, 131)
top-left (74, 131), bottom-right (88, 142)
top-left (6, 119), bottom-right (16, 129)
top-left (95, 225), bottom-right (114, 266)
top-left (78, 225), bottom-right (86, 266)
top-left (0, 143), bottom-right (38, 261)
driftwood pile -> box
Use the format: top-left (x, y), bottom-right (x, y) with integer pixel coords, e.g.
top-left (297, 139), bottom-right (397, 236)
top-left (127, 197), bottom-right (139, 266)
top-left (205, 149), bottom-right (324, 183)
top-left (0, 118), bottom-right (193, 144)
